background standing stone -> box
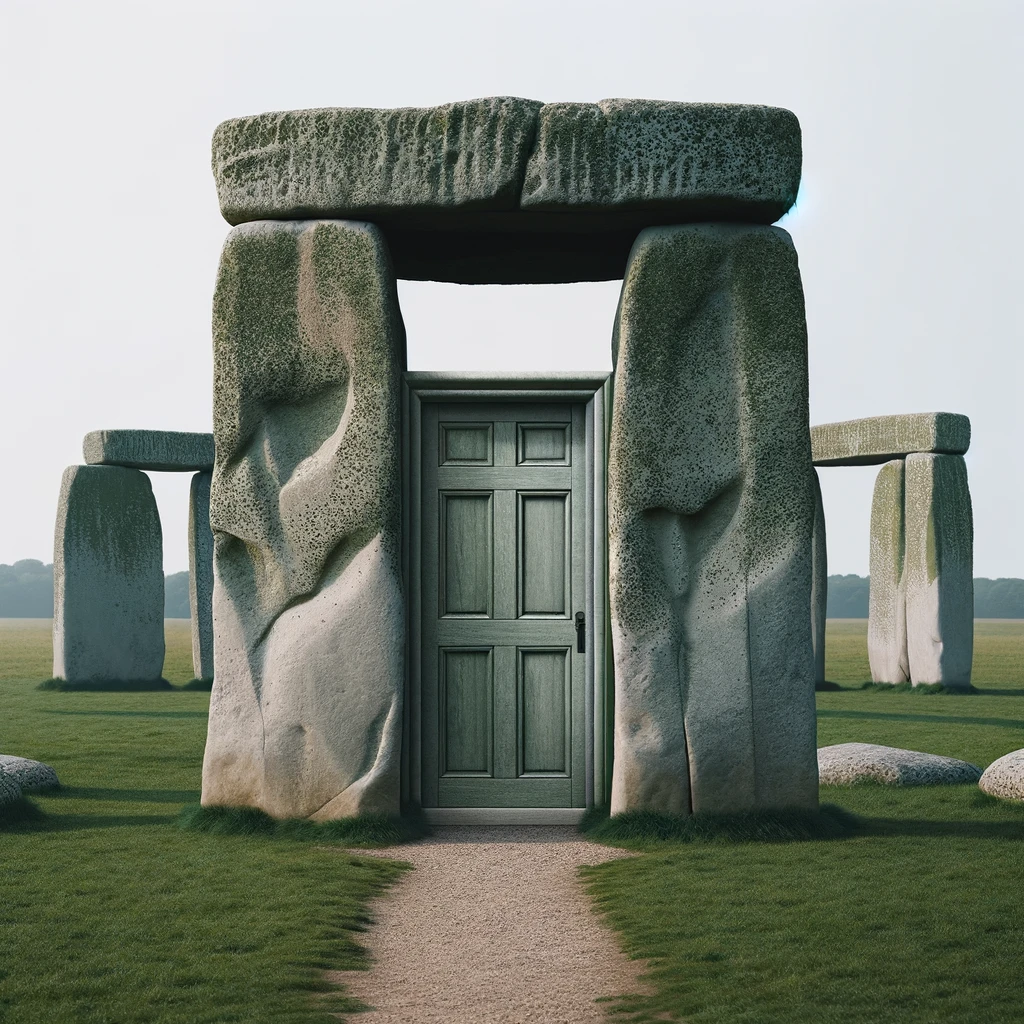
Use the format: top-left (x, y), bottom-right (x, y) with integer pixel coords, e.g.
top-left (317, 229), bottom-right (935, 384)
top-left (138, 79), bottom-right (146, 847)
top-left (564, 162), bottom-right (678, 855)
top-left (188, 471), bottom-right (214, 681)
top-left (608, 223), bottom-right (818, 817)
top-left (904, 453), bottom-right (974, 688)
top-left (201, 219), bottom-right (405, 821)
top-left (868, 460), bottom-right (909, 684)
top-left (53, 465), bottom-right (164, 682)
top-left (811, 469), bottom-right (827, 686)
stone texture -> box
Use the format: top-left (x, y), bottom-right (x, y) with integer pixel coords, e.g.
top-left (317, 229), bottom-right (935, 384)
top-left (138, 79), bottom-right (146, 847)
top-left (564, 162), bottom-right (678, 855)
top-left (811, 469), bottom-right (827, 686)
top-left (0, 755), bottom-right (60, 792)
top-left (53, 465), bottom-right (164, 683)
top-left (904, 453), bottom-right (974, 688)
top-left (868, 460), bottom-right (909, 684)
top-left (818, 743), bottom-right (981, 786)
top-left (83, 430), bottom-right (214, 472)
top-left (811, 412), bottom-right (970, 467)
top-left (212, 98), bottom-right (802, 285)
top-left (608, 223), bottom-right (818, 817)
top-left (188, 471), bottom-right (214, 681)
top-left (213, 98), bottom-right (543, 225)
top-left (521, 100), bottom-right (800, 221)
top-left (0, 767), bottom-right (22, 807)
top-left (201, 219), bottom-right (405, 821)
top-left (979, 749), bottom-right (1024, 803)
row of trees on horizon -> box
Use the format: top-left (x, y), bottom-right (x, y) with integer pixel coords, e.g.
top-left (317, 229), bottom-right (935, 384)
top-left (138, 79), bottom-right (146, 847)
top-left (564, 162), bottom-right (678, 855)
top-left (2, 560), bottom-right (1023, 619)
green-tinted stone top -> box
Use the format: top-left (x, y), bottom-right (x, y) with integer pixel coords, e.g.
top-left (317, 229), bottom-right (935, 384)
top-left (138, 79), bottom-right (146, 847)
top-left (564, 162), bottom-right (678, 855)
top-left (83, 430), bottom-right (214, 472)
top-left (213, 98), bottom-right (801, 227)
top-left (811, 413), bottom-right (970, 467)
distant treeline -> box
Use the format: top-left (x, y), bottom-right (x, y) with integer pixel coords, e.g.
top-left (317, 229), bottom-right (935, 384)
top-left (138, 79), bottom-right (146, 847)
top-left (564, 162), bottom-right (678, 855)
top-left (827, 574), bottom-right (1024, 618)
top-left (0, 561), bottom-right (191, 618)
top-left (2, 561), bottom-right (1023, 619)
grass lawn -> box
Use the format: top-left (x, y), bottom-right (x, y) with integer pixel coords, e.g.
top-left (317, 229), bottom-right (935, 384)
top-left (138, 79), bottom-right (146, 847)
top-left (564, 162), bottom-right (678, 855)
top-left (0, 620), bottom-right (406, 1024)
top-left (586, 619), bottom-right (1024, 1023)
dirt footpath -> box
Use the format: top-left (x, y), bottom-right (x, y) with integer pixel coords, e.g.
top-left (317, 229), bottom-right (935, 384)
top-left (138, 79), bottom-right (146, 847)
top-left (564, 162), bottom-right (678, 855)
top-left (328, 825), bottom-right (647, 1023)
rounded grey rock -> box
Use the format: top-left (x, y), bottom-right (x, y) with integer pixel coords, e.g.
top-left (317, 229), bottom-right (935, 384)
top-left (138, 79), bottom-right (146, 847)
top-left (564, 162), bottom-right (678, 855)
top-left (979, 749), bottom-right (1024, 803)
top-left (0, 766), bottom-right (23, 806)
top-left (0, 755), bottom-right (60, 792)
top-left (818, 742), bottom-right (981, 786)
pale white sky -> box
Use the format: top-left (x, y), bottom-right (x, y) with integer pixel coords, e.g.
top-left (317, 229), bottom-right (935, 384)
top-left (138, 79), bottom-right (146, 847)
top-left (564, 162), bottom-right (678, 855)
top-left (0, 0), bottom-right (1020, 576)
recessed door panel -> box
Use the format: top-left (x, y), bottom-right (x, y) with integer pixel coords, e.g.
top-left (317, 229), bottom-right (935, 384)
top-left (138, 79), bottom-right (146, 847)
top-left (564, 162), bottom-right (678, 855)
top-left (519, 492), bottom-right (568, 617)
top-left (441, 492), bottom-right (492, 617)
top-left (441, 648), bottom-right (493, 776)
top-left (518, 423), bottom-right (570, 465)
top-left (519, 648), bottom-right (569, 775)
top-left (441, 423), bottom-right (493, 465)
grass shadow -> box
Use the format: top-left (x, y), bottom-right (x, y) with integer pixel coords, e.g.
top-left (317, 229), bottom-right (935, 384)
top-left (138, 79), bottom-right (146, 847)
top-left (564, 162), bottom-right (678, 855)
top-left (38, 678), bottom-right (174, 692)
top-left (178, 804), bottom-right (431, 847)
top-left (859, 681), bottom-right (979, 695)
top-left (818, 708), bottom-right (1024, 729)
top-left (0, 796), bottom-right (48, 831)
top-left (178, 678), bottom-right (214, 691)
top-left (580, 804), bottom-right (859, 846)
top-left (55, 786), bottom-right (201, 804)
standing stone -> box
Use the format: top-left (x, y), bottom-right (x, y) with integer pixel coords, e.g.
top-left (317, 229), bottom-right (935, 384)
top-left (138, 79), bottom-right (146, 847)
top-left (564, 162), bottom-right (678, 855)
top-left (868, 460), bottom-right (909, 684)
top-left (201, 219), bottom-right (405, 821)
top-left (811, 469), bottom-right (827, 686)
top-left (904, 453), bottom-right (974, 688)
top-left (188, 471), bottom-right (214, 681)
top-left (608, 223), bottom-right (818, 817)
top-left (53, 465), bottom-right (164, 682)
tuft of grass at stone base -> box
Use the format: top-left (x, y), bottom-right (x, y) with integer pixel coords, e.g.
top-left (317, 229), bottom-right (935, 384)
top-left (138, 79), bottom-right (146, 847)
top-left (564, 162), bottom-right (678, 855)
top-left (580, 804), bottom-right (859, 846)
top-left (179, 803), bottom-right (430, 847)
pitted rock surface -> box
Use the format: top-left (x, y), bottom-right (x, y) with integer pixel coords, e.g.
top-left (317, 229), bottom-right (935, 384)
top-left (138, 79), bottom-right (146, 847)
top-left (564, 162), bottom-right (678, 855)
top-left (0, 755), bottom-right (59, 792)
top-left (83, 430), bottom-right (214, 472)
top-left (607, 223), bottom-right (817, 817)
top-left (202, 219), bottom-right (404, 821)
top-left (818, 743), bottom-right (981, 786)
top-left (868, 460), bottom-right (909, 684)
top-left (811, 412), bottom-right (970, 467)
top-left (0, 767), bottom-right (22, 806)
top-left (979, 749), bottom-right (1024, 803)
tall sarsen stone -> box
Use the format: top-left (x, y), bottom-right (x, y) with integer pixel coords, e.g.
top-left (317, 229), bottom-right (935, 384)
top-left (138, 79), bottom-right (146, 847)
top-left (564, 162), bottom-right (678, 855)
top-left (53, 465), bottom-right (164, 683)
top-left (201, 219), bottom-right (405, 820)
top-left (608, 224), bottom-right (818, 817)
top-left (868, 460), bottom-right (909, 684)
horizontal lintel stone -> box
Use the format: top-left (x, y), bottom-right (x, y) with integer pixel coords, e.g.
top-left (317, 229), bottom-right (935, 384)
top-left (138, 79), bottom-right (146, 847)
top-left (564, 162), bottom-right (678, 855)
top-left (212, 99), bottom-right (801, 253)
top-left (83, 430), bottom-right (214, 472)
top-left (810, 412), bottom-right (970, 467)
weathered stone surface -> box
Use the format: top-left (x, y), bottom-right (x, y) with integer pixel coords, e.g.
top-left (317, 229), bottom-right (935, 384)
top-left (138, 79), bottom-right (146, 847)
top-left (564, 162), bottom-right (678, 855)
top-left (868, 460), bottom-right (909, 684)
top-left (212, 98), bottom-right (802, 284)
top-left (53, 465), bottom-right (164, 683)
top-left (213, 98), bottom-right (543, 224)
top-left (521, 100), bottom-right (800, 220)
top-left (904, 453), bottom-right (974, 688)
top-left (811, 469), bottom-right (827, 686)
top-left (608, 223), bottom-right (818, 817)
top-left (819, 743), bottom-right (981, 786)
top-left (188, 471), bottom-right (214, 681)
top-left (979, 749), bottom-right (1024, 802)
top-left (811, 412), bottom-right (970, 467)
top-left (0, 755), bottom-right (59, 792)
top-left (83, 430), bottom-right (214, 472)
top-left (201, 219), bottom-right (404, 821)
top-left (0, 767), bottom-right (22, 806)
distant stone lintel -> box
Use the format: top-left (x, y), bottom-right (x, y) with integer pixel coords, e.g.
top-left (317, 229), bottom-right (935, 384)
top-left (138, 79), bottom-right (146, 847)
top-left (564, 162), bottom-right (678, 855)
top-left (811, 412), bottom-right (970, 467)
top-left (83, 430), bottom-right (214, 472)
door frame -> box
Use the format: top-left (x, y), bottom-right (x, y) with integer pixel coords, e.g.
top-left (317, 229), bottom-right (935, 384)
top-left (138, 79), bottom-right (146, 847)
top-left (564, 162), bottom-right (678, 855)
top-left (401, 372), bottom-right (612, 824)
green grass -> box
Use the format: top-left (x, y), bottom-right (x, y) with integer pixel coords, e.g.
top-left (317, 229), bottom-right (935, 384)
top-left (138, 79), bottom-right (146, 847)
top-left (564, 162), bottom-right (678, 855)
top-left (0, 619), bottom-right (407, 1024)
top-left (586, 619), bottom-right (1024, 1023)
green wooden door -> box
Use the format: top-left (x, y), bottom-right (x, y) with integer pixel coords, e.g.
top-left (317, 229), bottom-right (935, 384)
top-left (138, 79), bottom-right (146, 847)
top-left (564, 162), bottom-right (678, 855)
top-left (421, 401), bottom-right (587, 808)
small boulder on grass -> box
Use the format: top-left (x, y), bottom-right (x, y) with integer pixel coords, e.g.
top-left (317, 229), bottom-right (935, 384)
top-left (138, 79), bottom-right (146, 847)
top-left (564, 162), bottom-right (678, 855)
top-left (0, 755), bottom-right (60, 793)
top-left (979, 749), bottom-right (1024, 803)
top-left (0, 767), bottom-right (22, 806)
top-left (819, 742), bottom-right (982, 786)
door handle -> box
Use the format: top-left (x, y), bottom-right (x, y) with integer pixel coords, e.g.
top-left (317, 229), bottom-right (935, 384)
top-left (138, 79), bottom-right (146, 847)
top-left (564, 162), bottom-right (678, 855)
top-left (574, 611), bottom-right (586, 654)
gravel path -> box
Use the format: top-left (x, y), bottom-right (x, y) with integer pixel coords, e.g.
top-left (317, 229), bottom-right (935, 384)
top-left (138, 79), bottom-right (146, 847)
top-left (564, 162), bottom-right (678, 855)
top-left (327, 825), bottom-right (647, 1023)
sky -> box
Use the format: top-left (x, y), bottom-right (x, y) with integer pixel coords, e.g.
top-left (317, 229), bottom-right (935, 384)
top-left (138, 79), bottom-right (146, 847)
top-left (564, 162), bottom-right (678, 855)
top-left (0, 0), bottom-right (1020, 577)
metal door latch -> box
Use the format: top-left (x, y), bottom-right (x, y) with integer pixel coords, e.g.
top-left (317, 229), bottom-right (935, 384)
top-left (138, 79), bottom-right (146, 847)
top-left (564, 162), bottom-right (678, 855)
top-left (574, 611), bottom-right (586, 654)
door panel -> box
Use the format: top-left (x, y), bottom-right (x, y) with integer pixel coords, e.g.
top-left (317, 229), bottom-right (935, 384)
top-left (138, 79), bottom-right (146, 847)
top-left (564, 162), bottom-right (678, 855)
top-left (422, 400), bottom-right (586, 809)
